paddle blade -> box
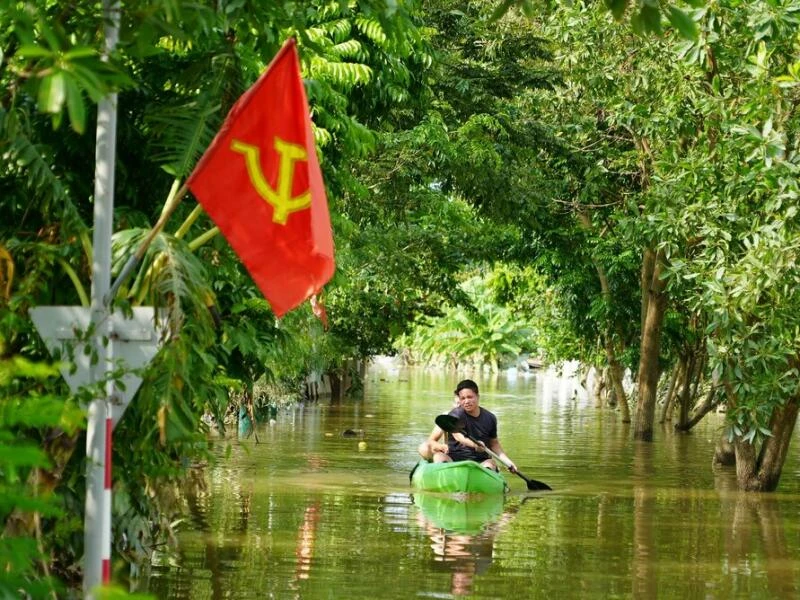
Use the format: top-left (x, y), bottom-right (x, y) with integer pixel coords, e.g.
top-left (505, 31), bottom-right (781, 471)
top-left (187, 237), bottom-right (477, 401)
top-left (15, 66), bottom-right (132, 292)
top-left (435, 414), bottom-right (464, 434)
top-left (524, 477), bottom-right (552, 491)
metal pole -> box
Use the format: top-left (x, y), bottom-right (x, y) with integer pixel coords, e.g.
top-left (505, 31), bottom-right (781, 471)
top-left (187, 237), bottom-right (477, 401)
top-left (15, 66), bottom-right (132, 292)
top-left (85, 0), bottom-right (119, 596)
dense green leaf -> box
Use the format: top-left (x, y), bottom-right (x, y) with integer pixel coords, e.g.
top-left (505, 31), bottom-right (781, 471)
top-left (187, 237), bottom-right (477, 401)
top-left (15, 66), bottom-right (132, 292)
top-left (667, 6), bottom-right (699, 41)
top-left (606, 0), bottom-right (629, 20)
top-left (38, 72), bottom-right (66, 114)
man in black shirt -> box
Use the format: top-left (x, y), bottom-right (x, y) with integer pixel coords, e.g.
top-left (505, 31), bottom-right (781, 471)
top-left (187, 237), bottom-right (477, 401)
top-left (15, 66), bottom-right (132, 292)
top-left (433, 379), bottom-right (517, 473)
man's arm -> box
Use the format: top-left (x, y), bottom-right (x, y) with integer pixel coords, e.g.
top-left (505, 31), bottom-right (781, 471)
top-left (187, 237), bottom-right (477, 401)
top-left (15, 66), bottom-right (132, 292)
top-left (418, 426), bottom-right (448, 460)
top-left (428, 426), bottom-right (447, 453)
top-left (488, 438), bottom-right (517, 472)
top-left (452, 432), bottom-right (482, 451)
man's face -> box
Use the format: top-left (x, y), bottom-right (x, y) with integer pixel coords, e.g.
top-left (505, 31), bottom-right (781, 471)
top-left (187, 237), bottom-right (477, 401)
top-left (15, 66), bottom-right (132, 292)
top-left (457, 389), bottom-right (479, 414)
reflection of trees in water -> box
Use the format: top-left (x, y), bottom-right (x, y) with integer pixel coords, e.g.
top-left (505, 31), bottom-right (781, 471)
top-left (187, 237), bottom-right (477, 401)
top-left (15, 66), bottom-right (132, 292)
top-left (182, 468), bottom-right (252, 600)
top-left (628, 445), bottom-right (799, 598)
top-left (632, 442), bottom-right (656, 600)
top-left (715, 468), bottom-right (797, 598)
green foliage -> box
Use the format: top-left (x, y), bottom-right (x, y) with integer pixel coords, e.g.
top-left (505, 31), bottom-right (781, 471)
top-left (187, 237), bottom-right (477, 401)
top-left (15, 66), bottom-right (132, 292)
top-left (3, 4), bottom-right (133, 133)
top-left (1, 2), bottom-right (440, 589)
top-left (495, 0), bottom-right (701, 39)
top-left (397, 272), bottom-right (537, 370)
top-left (641, 1), bottom-right (800, 442)
top-left (536, 0), bottom-right (800, 453)
top-left (0, 344), bottom-right (83, 598)
top-left (7, 0), bottom-right (800, 586)
top-left (488, 264), bottom-right (600, 365)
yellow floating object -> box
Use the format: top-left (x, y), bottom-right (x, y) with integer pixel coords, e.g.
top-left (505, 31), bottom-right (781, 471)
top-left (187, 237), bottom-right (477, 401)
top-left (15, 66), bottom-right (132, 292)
top-left (358, 441), bottom-right (367, 451)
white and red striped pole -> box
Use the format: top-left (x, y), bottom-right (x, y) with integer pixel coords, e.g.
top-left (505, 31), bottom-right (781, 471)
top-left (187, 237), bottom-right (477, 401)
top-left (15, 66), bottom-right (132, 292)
top-left (85, 0), bottom-right (119, 596)
top-left (102, 406), bottom-right (113, 584)
top-left (84, 397), bottom-right (112, 596)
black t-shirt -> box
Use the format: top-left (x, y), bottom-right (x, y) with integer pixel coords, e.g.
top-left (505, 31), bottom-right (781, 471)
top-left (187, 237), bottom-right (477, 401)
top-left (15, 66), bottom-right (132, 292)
top-left (446, 406), bottom-right (497, 463)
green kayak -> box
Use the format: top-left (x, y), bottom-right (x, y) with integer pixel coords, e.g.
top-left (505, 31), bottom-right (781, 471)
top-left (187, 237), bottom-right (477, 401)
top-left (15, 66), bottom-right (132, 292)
top-left (410, 460), bottom-right (508, 495)
top-left (413, 492), bottom-right (505, 534)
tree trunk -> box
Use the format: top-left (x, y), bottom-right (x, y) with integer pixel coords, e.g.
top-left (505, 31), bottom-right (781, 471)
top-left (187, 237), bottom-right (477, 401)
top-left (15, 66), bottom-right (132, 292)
top-left (577, 210), bottom-right (630, 421)
top-left (690, 349), bottom-right (705, 404)
top-left (734, 397), bottom-right (800, 491)
top-left (593, 366), bottom-right (607, 408)
top-left (659, 361), bottom-right (683, 424)
top-left (604, 336), bottom-right (631, 422)
top-left (634, 248), bottom-right (668, 441)
top-left (676, 353), bottom-right (696, 429)
top-left (675, 385), bottom-right (719, 432)
top-left (328, 371), bottom-right (342, 401)
top-left (734, 435), bottom-right (759, 489)
top-left (328, 364), bottom-right (354, 401)
top-left (713, 435), bottom-right (736, 467)
top-left (640, 246), bottom-right (655, 338)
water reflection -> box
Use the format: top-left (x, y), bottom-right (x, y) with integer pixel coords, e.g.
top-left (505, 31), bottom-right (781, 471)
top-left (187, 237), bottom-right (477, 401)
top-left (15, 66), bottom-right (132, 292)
top-left (714, 467), bottom-right (799, 598)
top-left (413, 493), bottom-right (513, 597)
top-left (291, 501), bottom-right (321, 590)
top-left (414, 493), bottom-right (505, 535)
top-left (146, 366), bottom-right (800, 599)
top-left (632, 442), bottom-right (655, 600)
top-left (180, 470), bottom-right (253, 598)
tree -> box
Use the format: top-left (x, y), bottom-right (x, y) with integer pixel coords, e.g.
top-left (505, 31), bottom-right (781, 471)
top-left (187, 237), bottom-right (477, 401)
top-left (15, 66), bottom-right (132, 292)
top-left (538, 0), bottom-right (800, 488)
top-left (648, 1), bottom-right (800, 490)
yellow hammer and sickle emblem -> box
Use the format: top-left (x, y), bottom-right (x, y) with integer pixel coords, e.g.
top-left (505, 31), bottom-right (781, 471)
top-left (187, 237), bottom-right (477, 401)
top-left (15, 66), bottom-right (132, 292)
top-left (231, 137), bottom-right (312, 225)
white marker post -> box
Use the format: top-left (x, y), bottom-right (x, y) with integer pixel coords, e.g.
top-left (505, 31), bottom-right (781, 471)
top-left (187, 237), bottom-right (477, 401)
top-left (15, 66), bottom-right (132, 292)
top-left (30, 3), bottom-right (166, 596)
top-left (86, 0), bottom-right (120, 593)
top-left (30, 306), bottom-right (163, 596)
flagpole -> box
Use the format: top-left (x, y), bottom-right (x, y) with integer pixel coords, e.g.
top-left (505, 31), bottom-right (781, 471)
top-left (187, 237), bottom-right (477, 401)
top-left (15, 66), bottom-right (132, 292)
top-left (85, 0), bottom-right (119, 595)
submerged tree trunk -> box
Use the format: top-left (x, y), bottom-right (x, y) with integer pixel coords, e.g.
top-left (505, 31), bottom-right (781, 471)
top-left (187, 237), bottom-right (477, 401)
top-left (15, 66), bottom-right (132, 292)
top-left (676, 353), bottom-right (697, 429)
top-left (676, 385), bottom-right (720, 432)
top-left (328, 362), bottom-right (354, 401)
top-left (713, 435), bottom-right (736, 467)
top-left (734, 397), bottom-right (800, 491)
top-left (593, 366), bottom-right (607, 408)
top-left (634, 248), bottom-right (668, 441)
top-left (604, 336), bottom-right (631, 423)
top-left (659, 361), bottom-right (683, 424)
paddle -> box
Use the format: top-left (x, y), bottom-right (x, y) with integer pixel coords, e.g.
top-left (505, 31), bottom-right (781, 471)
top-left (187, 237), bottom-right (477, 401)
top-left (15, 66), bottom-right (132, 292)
top-left (435, 414), bottom-right (552, 491)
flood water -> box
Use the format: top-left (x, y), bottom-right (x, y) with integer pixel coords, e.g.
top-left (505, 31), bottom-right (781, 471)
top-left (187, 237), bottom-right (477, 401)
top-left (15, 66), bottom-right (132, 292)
top-left (145, 364), bottom-right (800, 599)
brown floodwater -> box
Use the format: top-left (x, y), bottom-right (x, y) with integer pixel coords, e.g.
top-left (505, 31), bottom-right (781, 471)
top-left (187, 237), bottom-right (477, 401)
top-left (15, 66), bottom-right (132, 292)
top-left (143, 364), bottom-right (800, 599)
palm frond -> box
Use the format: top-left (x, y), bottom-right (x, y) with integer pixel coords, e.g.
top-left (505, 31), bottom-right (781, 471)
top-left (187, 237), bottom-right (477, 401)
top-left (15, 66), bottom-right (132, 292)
top-left (111, 229), bottom-right (213, 335)
top-left (355, 17), bottom-right (387, 46)
top-left (144, 98), bottom-right (220, 178)
top-left (144, 49), bottom-right (241, 178)
top-left (0, 107), bottom-right (66, 215)
top-left (310, 57), bottom-right (373, 88)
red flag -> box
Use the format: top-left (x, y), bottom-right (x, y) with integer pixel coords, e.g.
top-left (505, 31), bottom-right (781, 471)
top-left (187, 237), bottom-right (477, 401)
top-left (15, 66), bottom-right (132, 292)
top-left (187, 38), bottom-right (334, 317)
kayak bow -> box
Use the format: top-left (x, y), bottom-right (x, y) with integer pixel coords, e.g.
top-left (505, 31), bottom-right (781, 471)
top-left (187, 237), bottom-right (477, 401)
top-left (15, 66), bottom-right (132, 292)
top-left (410, 459), bottom-right (508, 494)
